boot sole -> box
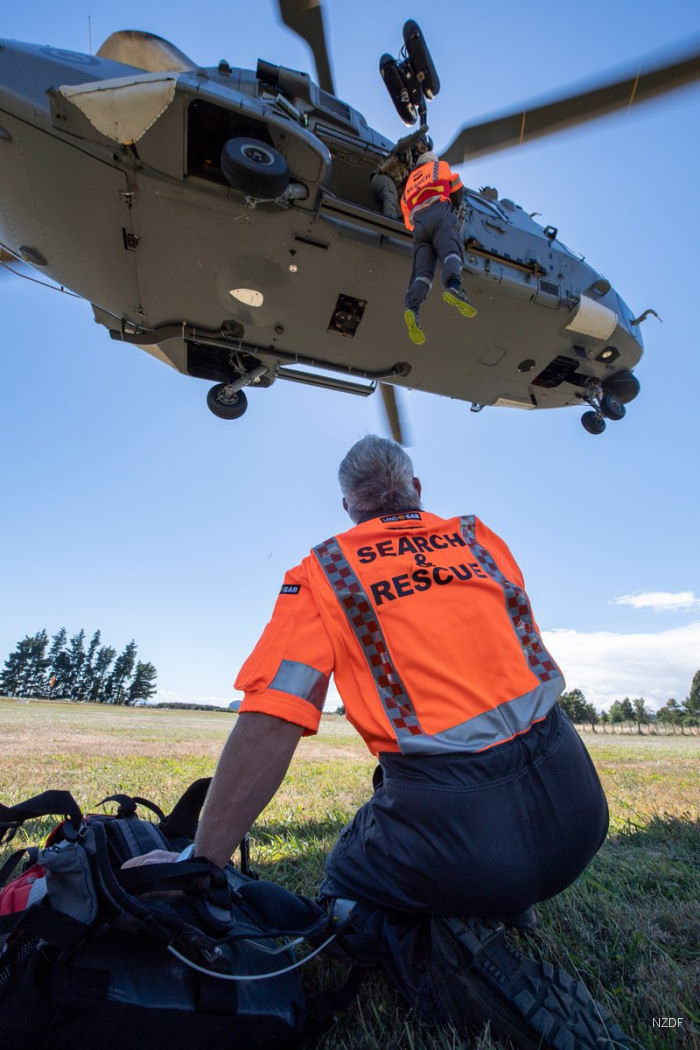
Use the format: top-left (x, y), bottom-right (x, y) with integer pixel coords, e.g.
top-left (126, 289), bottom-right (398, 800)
top-left (442, 290), bottom-right (478, 318)
top-left (430, 917), bottom-right (631, 1050)
top-left (403, 309), bottom-right (425, 345)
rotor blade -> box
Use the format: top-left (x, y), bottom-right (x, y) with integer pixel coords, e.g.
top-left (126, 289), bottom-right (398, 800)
top-left (442, 45), bottom-right (700, 166)
top-left (276, 0), bottom-right (335, 95)
top-left (380, 384), bottom-right (411, 446)
top-left (97, 31), bottom-right (196, 72)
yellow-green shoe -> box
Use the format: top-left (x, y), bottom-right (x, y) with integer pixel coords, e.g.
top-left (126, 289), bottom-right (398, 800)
top-left (443, 286), bottom-right (478, 318)
top-left (404, 309), bottom-right (426, 345)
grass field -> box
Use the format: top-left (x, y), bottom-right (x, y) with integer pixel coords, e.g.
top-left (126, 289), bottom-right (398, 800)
top-left (1, 698), bottom-right (698, 1049)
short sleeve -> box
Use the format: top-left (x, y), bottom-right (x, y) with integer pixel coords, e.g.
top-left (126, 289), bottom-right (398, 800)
top-left (235, 563), bottom-right (334, 734)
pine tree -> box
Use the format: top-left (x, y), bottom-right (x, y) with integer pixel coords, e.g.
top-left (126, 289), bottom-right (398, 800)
top-left (105, 641), bottom-right (138, 705)
top-left (0, 642), bottom-right (28, 696)
top-left (89, 645), bottom-right (117, 703)
top-left (18, 631), bottom-right (50, 698)
top-left (127, 661), bottom-right (157, 704)
top-left (78, 630), bottom-right (101, 701)
top-left (62, 630), bottom-right (86, 699)
top-left (46, 628), bottom-right (68, 698)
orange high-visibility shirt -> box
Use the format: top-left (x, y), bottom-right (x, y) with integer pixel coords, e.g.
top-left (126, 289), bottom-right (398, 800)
top-left (236, 511), bottom-right (564, 756)
top-left (401, 160), bottom-right (463, 230)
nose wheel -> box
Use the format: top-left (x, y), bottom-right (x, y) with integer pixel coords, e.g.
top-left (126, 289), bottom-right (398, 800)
top-left (580, 382), bottom-right (626, 434)
top-left (207, 383), bottom-right (248, 420)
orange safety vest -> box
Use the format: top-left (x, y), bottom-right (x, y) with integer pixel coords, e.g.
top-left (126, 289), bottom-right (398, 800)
top-left (236, 511), bottom-right (563, 756)
top-left (400, 160), bottom-right (463, 231)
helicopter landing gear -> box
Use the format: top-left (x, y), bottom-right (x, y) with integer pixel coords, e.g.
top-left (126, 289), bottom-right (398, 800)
top-left (600, 393), bottom-right (626, 421)
top-left (207, 383), bottom-right (248, 420)
top-left (579, 381), bottom-right (626, 434)
top-left (581, 410), bottom-right (606, 435)
top-left (220, 137), bottom-right (290, 199)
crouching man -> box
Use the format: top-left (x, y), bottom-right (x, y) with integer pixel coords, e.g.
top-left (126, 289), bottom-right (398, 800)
top-left (139, 436), bottom-right (610, 1042)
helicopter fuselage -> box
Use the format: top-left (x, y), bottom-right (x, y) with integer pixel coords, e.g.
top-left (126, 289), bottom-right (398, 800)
top-left (0, 40), bottom-right (643, 420)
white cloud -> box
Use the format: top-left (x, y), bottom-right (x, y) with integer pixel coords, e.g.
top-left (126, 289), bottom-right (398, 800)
top-left (611, 591), bottom-right (700, 613)
top-left (543, 621), bottom-right (700, 711)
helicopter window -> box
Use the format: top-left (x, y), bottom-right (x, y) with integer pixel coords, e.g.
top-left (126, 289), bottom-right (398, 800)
top-left (187, 99), bottom-right (274, 184)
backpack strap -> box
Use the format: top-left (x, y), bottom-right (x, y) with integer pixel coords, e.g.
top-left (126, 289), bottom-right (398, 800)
top-left (97, 793), bottom-right (166, 822)
top-left (0, 846), bottom-right (39, 889)
top-left (0, 790), bottom-right (83, 844)
top-left (158, 778), bottom-right (211, 839)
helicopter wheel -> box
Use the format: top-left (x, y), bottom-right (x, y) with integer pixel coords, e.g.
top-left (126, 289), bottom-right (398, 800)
top-left (220, 138), bottom-right (289, 198)
top-left (402, 20), bottom-right (440, 99)
top-left (600, 394), bottom-right (626, 421)
top-left (207, 383), bottom-right (248, 420)
top-left (581, 410), bottom-right (606, 435)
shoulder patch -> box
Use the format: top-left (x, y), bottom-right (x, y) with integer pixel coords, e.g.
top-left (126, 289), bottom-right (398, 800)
top-left (280, 584), bottom-right (301, 595)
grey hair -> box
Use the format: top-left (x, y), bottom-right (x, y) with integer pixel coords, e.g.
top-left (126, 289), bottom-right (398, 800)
top-left (338, 435), bottom-right (421, 523)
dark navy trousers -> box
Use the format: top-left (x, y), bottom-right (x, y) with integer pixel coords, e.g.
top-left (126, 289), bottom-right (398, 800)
top-left (404, 199), bottom-right (464, 312)
top-left (320, 704), bottom-right (608, 919)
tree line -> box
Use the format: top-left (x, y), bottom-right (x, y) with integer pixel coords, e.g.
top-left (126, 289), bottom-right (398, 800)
top-left (559, 669), bottom-right (700, 732)
top-left (0, 628), bottom-right (157, 705)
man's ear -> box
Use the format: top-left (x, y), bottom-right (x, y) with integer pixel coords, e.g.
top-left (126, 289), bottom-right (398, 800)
top-left (413, 477), bottom-right (422, 499)
top-left (342, 497), bottom-right (349, 512)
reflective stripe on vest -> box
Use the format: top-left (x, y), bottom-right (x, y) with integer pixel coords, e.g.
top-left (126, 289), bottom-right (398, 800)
top-left (312, 536), bottom-right (426, 747)
top-left (313, 529), bottom-right (562, 755)
top-left (459, 516), bottom-right (559, 683)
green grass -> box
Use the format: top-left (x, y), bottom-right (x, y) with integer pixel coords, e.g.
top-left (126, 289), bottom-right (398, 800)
top-left (1, 699), bottom-right (698, 1049)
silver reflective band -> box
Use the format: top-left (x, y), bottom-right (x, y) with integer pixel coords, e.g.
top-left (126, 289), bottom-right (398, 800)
top-left (398, 678), bottom-right (563, 755)
top-left (269, 659), bottom-right (329, 710)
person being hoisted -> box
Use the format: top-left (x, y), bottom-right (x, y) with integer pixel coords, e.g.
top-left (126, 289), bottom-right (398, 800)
top-left (400, 150), bottom-right (477, 345)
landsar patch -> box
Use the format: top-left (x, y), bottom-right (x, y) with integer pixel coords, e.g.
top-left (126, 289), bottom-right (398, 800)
top-left (380, 512), bottom-right (422, 523)
top-left (280, 584), bottom-right (301, 595)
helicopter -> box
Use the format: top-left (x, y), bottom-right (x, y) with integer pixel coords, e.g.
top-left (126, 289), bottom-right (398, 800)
top-left (0, 3), bottom-right (698, 443)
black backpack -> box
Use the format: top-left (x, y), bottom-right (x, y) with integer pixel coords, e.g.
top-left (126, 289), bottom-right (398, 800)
top-left (0, 780), bottom-right (367, 1049)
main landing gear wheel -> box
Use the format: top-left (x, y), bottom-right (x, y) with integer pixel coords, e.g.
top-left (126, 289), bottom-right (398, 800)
top-left (580, 378), bottom-right (628, 434)
top-left (600, 394), bottom-right (626, 421)
top-left (581, 411), bottom-right (606, 435)
top-left (207, 384), bottom-right (248, 420)
top-left (220, 137), bottom-right (289, 198)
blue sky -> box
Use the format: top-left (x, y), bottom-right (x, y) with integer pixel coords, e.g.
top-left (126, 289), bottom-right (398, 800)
top-left (2, 0), bottom-right (699, 712)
